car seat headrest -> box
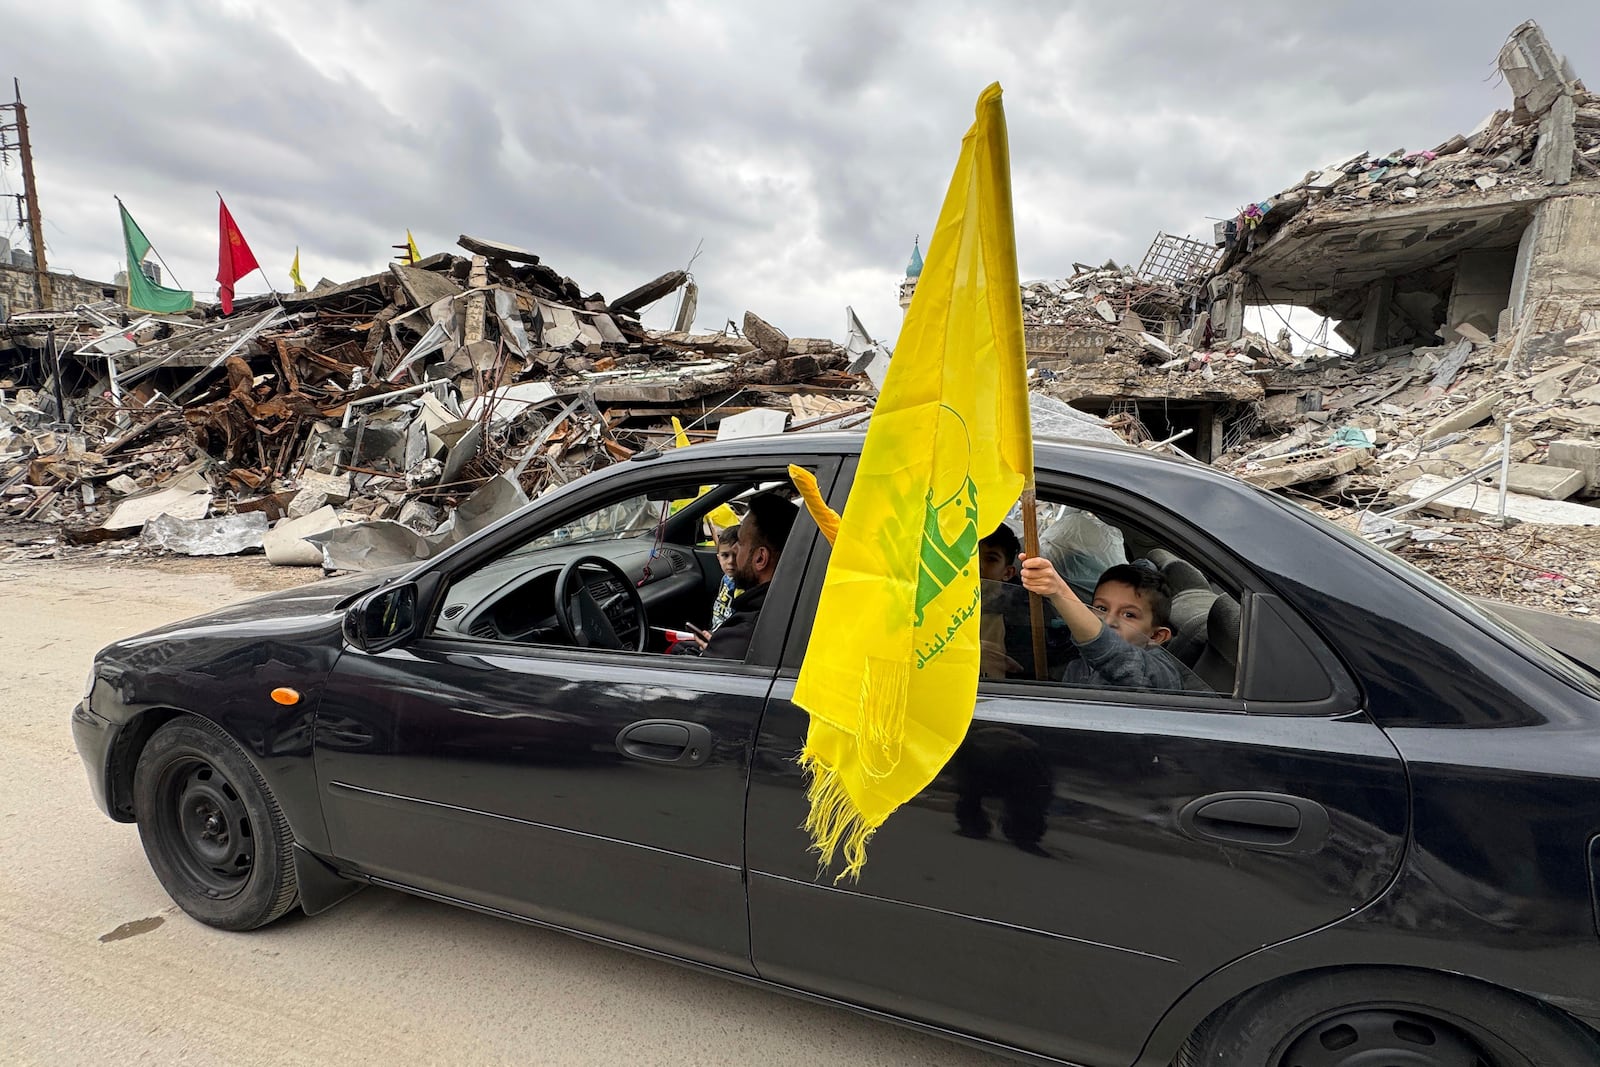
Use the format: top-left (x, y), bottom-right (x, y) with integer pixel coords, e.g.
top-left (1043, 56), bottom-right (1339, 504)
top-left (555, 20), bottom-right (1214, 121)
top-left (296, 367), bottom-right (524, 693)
top-left (1207, 595), bottom-right (1242, 665)
top-left (1162, 559), bottom-right (1209, 594)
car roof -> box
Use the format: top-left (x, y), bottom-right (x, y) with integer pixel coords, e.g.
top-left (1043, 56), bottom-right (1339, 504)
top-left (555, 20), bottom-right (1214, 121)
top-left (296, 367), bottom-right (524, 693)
top-left (639, 429), bottom-right (1256, 496)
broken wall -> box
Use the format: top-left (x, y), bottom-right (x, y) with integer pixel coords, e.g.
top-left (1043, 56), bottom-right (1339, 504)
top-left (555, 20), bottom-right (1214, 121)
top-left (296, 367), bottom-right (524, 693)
top-left (0, 264), bottom-right (124, 322)
top-left (1515, 195), bottom-right (1600, 340)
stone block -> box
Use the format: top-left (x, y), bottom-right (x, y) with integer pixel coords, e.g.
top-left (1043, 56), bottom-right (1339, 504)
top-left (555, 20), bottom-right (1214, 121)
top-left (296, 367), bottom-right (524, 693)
top-left (1422, 392), bottom-right (1501, 441)
top-left (287, 490), bottom-right (329, 519)
top-left (1505, 462), bottom-right (1584, 500)
top-left (1549, 439), bottom-right (1600, 494)
top-left (297, 469), bottom-right (352, 504)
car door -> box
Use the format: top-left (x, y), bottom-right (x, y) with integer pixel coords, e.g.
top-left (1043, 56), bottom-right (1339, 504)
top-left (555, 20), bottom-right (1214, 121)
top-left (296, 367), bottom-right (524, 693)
top-left (744, 465), bottom-right (1410, 1066)
top-left (314, 454), bottom-right (832, 974)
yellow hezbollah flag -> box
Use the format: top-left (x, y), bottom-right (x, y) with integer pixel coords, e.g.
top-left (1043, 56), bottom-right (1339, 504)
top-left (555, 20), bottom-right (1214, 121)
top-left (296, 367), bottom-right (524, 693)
top-left (794, 83), bottom-right (1032, 880)
top-left (289, 248), bottom-right (305, 292)
top-left (671, 417), bottom-right (741, 528)
top-left (406, 230), bottom-right (422, 265)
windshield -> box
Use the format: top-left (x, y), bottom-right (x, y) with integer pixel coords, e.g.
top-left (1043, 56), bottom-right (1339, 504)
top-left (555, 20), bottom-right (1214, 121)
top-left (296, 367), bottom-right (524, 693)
top-left (516, 492), bottom-right (667, 553)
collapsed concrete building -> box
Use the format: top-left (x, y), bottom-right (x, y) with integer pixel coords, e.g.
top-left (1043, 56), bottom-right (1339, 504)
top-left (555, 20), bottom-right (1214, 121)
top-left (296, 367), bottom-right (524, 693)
top-left (1200, 20), bottom-right (1600, 517)
top-left (896, 235), bottom-right (1277, 463)
top-left (1210, 21), bottom-right (1598, 360)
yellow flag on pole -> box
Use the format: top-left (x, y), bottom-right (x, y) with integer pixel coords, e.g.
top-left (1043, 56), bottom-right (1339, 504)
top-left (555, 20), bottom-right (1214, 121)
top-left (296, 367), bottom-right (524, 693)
top-left (289, 247), bottom-right (305, 292)
top-left (406, 230), bottom-right (421, 265)
top-left (794, 83), bottom-right (1032, 880)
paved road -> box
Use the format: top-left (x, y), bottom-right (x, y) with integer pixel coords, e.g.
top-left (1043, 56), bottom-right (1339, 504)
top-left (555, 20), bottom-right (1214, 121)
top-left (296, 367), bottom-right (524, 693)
top-left (0, 558), bottom-right (1008, 1066)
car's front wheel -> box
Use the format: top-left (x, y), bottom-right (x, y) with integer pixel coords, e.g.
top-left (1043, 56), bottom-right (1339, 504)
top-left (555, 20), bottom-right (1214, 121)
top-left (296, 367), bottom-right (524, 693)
top-left (1181, 968), bottom-right (1600, 1067)
top-left (133, 716), bottom-right (298, 930)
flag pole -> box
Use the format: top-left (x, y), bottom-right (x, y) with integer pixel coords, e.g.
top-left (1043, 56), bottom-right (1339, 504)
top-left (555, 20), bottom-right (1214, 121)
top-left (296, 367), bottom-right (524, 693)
top-left (216, 190), bottom-right (278, 303)
top-left (1019, 476), bottom-right (1049, 681)
top-left (117, 196), bottom-right (188, 290)
top-left (253, 265), bottom-right (280, 300)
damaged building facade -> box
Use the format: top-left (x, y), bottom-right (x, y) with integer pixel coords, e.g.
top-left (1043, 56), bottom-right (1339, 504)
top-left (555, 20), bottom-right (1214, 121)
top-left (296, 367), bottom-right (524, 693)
top-left (1208, 20), bottom-right (1600, 513)
top-left (897, 235), bottom-right (1277, 463)
top-left (1212, 21), bottom-right (1599, 360)
top-left (0, 238), bottom-right (124, 323)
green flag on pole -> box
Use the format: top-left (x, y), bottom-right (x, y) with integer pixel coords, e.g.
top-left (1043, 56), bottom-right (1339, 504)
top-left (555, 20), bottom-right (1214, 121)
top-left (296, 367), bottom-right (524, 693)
top-left (118, 200), bottom-right (194, 313)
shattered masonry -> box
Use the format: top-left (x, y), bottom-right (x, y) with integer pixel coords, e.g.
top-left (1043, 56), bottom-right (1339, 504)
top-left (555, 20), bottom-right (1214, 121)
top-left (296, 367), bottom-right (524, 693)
top-left (1205, 19), bottom-right (1600, 617)
top-left (2, 19), bottom-right (1598, 617)
top-left (1, 236), bottom-right (871, 567)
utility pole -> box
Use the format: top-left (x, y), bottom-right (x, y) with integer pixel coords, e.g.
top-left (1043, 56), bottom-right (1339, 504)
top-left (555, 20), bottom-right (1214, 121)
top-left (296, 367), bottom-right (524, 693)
top-left (0, 78), bottom-right (52, 309)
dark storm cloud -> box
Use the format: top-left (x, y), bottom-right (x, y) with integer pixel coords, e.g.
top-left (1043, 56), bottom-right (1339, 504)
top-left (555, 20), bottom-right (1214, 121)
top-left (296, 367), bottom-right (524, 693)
top-left (3, 0), bottom-right (1597, 342)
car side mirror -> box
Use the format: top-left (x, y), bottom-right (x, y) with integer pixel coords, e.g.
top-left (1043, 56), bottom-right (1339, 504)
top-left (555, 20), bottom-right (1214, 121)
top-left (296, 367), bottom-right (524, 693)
top-left (345, 582), bottom-right (421, 653)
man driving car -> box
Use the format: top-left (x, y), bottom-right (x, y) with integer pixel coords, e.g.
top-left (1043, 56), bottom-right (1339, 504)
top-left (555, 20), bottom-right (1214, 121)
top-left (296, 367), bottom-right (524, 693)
top-left (688, 492), bottom-right (797, 660)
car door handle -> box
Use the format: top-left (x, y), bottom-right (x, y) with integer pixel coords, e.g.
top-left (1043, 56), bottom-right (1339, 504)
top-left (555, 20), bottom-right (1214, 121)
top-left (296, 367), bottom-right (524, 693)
top-left (616, 719), bottom-right (713, 767)
top-left (1178, 791), bottom-right (1330, 854)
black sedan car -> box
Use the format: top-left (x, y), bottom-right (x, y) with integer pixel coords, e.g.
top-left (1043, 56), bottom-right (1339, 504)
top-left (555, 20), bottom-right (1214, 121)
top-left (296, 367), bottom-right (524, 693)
top-left (73, 433), bottom-right (1600, 1067)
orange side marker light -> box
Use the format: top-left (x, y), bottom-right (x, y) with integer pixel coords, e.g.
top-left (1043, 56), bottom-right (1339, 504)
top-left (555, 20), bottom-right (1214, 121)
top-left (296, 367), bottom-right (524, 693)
top-left (270, 687), bottom-right (301, 706)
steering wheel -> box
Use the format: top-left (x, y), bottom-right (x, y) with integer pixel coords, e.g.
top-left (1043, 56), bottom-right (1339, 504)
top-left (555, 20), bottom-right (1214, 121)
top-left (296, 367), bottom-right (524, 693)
top-left (553, 555), bottom-right (648, 651)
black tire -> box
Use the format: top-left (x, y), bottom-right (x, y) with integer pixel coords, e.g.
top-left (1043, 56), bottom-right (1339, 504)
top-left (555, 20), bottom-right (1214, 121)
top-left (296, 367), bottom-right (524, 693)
top-left (132, 715), bottom-right (298, 930)
top-left (1182, 967), bottom-right (1600, 1067)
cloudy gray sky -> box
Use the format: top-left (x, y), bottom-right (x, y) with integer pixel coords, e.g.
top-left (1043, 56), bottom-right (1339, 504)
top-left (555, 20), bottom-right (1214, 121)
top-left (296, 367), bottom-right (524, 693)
top-left (3, 1), bottom-right (1597, 346)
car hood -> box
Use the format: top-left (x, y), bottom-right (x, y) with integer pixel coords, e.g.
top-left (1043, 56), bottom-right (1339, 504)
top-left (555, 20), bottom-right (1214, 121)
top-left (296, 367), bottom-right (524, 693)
top-left (104, 564), bottom-right (413, 648)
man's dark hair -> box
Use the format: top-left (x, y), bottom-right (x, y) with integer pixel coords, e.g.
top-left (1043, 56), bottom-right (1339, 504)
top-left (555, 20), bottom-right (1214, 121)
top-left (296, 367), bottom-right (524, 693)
top-left (716, 525), bottom-right (740, 547)
top-left (1095, 563), bottom-right (1172, 629)
top-left (745, 492), bottom-right (798, 555)
top-left (980, 523), bottom-right (1020, 562)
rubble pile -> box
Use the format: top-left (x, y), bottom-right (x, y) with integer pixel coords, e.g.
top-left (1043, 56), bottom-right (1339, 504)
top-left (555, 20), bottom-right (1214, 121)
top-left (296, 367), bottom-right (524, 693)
top-left (1020, 265), bottom-right (1281, 429)
top-left (1193, 21), bottom-right (1600, 617)
top-left (0, 235), bottom-right (867, 565)
top-left (1219, 21), bottom-right (1599, 260)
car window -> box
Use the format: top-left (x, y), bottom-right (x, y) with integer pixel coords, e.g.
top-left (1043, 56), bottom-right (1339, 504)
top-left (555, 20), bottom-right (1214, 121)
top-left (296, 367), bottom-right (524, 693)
top-left (516, 492), bottom-right (667, 552)
top-left (978, 493), bottom-right (1241, 698)
top-left (430, 467), bottom-right (811, 664)
top-left (790, 479), bottom-right (1248, 702)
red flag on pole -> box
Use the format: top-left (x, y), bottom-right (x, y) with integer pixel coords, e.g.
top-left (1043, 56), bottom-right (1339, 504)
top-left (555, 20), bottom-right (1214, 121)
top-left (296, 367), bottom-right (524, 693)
top-left (216, 197), bottom-right (260, 315)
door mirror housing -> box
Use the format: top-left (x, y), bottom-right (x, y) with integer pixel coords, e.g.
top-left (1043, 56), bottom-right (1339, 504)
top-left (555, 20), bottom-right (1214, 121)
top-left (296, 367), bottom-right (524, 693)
top-left (345, 575), bottom-right (439, 653)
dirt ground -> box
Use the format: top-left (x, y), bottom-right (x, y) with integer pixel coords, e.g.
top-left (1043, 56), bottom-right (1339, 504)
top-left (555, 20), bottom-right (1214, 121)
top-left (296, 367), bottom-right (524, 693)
top-left (0, 555), bottom-right (1004, 1066)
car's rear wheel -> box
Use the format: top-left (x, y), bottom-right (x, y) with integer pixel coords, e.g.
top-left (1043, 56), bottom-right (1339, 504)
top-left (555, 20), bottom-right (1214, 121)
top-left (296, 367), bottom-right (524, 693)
top-left (133, 716), bottom-right (298, 930)
top-left (1180, 968), bottom-right (1600, 1067)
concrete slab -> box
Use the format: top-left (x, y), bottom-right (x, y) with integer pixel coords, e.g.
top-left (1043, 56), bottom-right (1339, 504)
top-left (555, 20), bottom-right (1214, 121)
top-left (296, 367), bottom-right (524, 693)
top-left (1422, 391), bottom-right (1501, 441)
top-left (1532, 377), bottom-right (1566, 403)
top-left (1525, 360), bottom-right (1585, 387)
top-left (264, 505), bottom-right (341, 566)
top-left (1242, 448), bottom-right (1369, 490)
top-left (1552, 406), bottom-right (1600, 433)
top-left (1549, 439), bottom-right (1600, 494)
top-left (1402, 475), bottom-right (1600, 525)
top-left (1505, 462), bottom-right (1585, 500)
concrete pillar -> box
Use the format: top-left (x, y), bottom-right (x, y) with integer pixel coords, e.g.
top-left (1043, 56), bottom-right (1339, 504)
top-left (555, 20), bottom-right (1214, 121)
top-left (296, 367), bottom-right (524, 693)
top-left (1356, 279), bottom-right (1394, 356)
top-left (1518, 196), bottom-right (1600, 334)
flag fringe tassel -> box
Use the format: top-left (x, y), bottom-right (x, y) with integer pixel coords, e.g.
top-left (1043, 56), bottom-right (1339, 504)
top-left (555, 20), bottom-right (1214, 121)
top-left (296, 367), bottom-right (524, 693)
top-left (798, 751), bottom-right (876, 883)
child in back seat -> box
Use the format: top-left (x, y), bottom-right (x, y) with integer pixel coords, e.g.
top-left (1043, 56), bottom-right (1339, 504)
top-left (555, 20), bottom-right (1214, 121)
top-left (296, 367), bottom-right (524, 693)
top-left (1019, 555), bottom-right (1186, 691)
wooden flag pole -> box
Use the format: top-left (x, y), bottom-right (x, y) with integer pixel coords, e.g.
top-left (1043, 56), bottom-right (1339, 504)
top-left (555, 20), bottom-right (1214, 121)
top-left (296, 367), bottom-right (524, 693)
top-left (1019, 478), bottom-right (1048, 680)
